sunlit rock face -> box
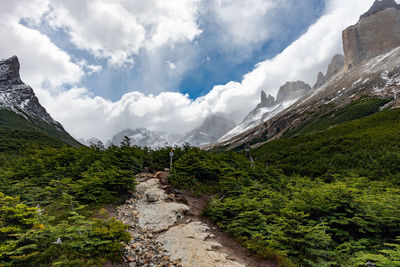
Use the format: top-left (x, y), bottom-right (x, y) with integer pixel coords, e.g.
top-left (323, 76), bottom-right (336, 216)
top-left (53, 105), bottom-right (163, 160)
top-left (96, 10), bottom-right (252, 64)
top-left (343, 0), bottom-right (400, 70)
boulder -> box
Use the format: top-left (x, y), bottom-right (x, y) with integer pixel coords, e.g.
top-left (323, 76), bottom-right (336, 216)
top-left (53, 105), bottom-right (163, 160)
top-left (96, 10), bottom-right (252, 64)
top-left (154, 171), bottom-right (169, 185)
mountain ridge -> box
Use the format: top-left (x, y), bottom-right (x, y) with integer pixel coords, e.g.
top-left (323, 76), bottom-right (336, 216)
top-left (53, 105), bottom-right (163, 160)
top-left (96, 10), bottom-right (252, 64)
top-left (0, 55), bottom-right (81, 148)
top-left (212, 0), bottom-right (400, 151)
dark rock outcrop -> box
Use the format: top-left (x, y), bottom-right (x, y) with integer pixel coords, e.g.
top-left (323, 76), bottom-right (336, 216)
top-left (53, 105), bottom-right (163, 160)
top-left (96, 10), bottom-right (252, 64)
top-left (343, 1), bottom-right (400, 69)
top-left (360, 0), bottom-right (400, 19)
top-left (260, 90), bottom-right (275, 107)
top-left (314, 72), bottom-right (326, 89)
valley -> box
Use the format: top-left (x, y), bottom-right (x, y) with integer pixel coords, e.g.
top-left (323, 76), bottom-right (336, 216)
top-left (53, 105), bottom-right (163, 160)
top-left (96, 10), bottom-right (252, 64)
top-left (1, 1), bottom-right (400, 267)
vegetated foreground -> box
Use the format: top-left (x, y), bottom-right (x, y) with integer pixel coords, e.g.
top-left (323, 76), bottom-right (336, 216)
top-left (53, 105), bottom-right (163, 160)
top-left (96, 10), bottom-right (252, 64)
top-left (1, 106), bottom-right (400, 266)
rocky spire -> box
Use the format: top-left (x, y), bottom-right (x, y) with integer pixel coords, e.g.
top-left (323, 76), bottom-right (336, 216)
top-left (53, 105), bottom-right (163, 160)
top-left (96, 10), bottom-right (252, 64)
top-left (313, 54), bottom-right (344, 89)
top-left (0, 55), bottom-right (22, 85)
top-left (326, 54), bottom-right (344, 78)
top-left (360, 0), bottom-right (400, 19)
top-left (260, 90), bottom-right (275, 107)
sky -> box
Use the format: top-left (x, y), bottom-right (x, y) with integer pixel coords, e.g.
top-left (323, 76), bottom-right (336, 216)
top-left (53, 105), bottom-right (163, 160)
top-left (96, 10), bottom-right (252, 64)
top-left (0, 0), bottom-right (377, 142)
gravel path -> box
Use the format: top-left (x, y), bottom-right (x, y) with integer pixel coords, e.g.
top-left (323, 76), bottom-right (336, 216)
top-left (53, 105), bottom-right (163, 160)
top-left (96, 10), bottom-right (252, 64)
top-left (115, 172), bottom-right (246, 267)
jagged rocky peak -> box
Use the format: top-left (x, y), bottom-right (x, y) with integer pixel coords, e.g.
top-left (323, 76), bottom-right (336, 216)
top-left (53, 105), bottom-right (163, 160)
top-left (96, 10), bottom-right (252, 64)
top-left (313, 54), bottom-right (345, 89)
top-left (360, 0), bottom-right (400, 19)
top-left (343, 0), bottom-right (400, 69)
top-left (276, 81), bottom-right (311, 103)
top-left (314, 72), bottom-right (325, 89)
top-left (0, 55), bottom-right (21, 84)
top-left (0, 55), bottom-right (63, 129)
top-left (260, 90), bottom-right (275, 107)
top-left (326, 54), bottom-right (345, 77)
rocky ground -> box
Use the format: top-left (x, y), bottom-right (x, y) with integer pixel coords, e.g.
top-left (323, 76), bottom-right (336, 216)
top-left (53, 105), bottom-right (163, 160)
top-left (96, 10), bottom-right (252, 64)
top-left (114, 172), bottom-right (250, 267)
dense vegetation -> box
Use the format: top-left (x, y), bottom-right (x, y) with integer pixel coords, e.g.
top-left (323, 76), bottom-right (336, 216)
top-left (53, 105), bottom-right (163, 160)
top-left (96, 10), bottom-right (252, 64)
top-left (0, 136), bottom-right (193, 266)
top-left (169, 104), bottom-right (400, 266)
top-left (0, 108), bottom-right (81, 160)
top-left (2, 99), bottom-right (400, 266)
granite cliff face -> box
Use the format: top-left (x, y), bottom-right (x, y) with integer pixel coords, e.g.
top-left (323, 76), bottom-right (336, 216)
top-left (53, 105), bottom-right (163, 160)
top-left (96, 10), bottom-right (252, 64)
top-left (343, 0), bottom-right (400, 69)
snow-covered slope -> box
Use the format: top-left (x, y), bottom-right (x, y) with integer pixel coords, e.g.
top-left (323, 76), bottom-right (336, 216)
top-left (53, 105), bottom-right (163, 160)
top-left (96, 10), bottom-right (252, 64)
top-left (220, 81), bottom-right (311, 142)
top-left (107, 115), bottom-right (235, 148)
top-left (108, 128), bottom-right (182, 148)
top-left (183, 115), bottom-right (235, 147)
top-left (213, 46), bottom-right (400, 151)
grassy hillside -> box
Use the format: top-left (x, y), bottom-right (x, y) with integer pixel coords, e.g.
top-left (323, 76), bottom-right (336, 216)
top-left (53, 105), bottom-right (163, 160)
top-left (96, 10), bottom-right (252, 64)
top-left (282, 97), bottom-right (389, 138)
top-left (0, 108), bottom-right (81, 157)
top-left (252, 106), bottom-right (400, 182)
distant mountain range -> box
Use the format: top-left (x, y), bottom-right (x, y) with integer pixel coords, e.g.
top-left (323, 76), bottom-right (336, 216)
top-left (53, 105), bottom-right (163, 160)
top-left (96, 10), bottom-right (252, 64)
top-left (106, 115), bottom-right (235, 148)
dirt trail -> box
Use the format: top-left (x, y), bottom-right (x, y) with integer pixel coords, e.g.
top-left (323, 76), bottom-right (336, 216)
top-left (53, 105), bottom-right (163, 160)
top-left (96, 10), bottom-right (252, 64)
top-left (115, 172), bottom-right (274, 267)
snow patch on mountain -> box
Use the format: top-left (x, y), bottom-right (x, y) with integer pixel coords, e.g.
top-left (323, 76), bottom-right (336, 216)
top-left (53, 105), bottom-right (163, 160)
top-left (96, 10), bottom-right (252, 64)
top-left (0, 56), bottom-right (63, 130)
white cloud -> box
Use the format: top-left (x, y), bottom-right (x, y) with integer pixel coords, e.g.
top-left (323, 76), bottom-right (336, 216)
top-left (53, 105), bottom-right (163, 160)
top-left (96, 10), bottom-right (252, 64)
top-left (2, 0), bottom-right (379, 143)
top-left (86, 65), bottom-right (103, 75)
top-left (0, 0), bottom-right (84, 90)
top-left (45, 0), bottom-right (202, 67)
top-left (37, 0), bottom-right (375, 142)
top-left (209, 0), bottom-right (277, 47)
top-left (166, 61), bottom-right (177, 70)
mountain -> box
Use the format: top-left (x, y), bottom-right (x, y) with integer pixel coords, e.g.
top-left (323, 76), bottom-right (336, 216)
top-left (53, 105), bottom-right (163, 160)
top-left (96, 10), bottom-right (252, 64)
top-left (0, 56), bottom-right (80, 153)
top-left (343, 0), bottom-right (400, 69)
top-left (360, 0), bottom-right (400, 19)
top-left (107, 115), bottom-right (235, 148)
top-left (183, 115), bottom-right (235, 147)
top-left (313, 54), bottom-right (345, 89)
top-left (213, 0), bottom-right (400, 151)
top-left (108, 128), bottom-right (182, 148)
top-left (220, 81), bottom-right (311, 142)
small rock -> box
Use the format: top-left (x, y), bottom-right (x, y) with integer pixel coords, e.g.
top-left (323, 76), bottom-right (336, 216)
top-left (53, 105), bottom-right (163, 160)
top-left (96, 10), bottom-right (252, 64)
top-left (126, 255), bottom-right (135, 262)
top-left (146, 189), bottom-right (163, 202)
